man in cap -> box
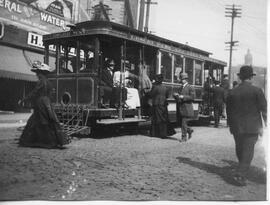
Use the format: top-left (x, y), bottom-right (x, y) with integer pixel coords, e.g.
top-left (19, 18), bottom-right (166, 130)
top-left (212, 80), bottom-right (225, 128)
top-left (226, 65), bottom-right (267, 186)
top-left (174, 72), bottom-right (195, 142)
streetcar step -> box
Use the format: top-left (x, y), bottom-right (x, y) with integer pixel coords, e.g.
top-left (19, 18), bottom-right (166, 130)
top-left (96, 118), bottom-right (146, 125)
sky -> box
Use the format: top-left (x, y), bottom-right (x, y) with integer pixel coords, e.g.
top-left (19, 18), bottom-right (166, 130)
top-left (148, 0), bottom-right (268, 69)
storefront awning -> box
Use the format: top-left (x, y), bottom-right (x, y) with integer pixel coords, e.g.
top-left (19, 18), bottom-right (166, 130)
top-left (0, 45), bottom-right (44, 82)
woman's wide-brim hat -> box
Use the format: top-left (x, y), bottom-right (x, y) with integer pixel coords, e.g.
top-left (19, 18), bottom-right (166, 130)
top-left (31, 60), bottom-right (54, 73)
top-left (237, 65), bottom-right (256, 78)
top-left (180, 72), bottom-right (188, 79)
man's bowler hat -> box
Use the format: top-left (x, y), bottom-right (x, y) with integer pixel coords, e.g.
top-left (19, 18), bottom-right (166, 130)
top-left (237, 65), bottom-right (256, 79)
top-left (155, 74), bottom-right (163, 83)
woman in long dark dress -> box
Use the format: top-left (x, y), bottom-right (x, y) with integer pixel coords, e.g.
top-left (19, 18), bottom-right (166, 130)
top-left (19, 61), bottom-right (70, 149)
top-left (150, 74), bottom-right (171, 138)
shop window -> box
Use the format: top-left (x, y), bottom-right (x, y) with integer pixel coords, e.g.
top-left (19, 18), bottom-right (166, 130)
top-left (0, 21), bottom-right (4, 39)
top-left (160, 51), bottom-right (172, 83)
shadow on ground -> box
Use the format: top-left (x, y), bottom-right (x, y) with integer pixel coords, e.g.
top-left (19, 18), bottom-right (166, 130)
top-left (176, 157), bottom-right (266, 186)
top-left (222, 159), bottom-right (266, 184)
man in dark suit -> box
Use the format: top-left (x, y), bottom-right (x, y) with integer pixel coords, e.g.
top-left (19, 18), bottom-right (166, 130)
top-left (212, 80), bottom-right (225, 128)
top-left (226, 65), bottom-right (267, 186)
top-left (174, 73), bottom-right (195, 142)
top-left (150, 74), bottom-right (170, 139)
top-left (221, 74), bottom-right (230, 118)
top-left (100, 59), bottom-right (114, 107)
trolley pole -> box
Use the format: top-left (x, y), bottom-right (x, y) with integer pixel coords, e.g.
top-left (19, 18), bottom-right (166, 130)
top-left (144, 0), bottom-right (157, 33)
top-left (225, 4), bottom-right (241, 89)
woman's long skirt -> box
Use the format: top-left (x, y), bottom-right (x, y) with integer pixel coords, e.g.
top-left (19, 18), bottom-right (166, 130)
top-left (19, 97), bottom-right (70, 149)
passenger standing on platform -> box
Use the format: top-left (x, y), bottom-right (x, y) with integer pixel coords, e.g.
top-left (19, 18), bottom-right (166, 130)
top-left (226, 65), bottom-right (267, 186)
top-left (150, 74), bottom-right (170, 139)
top-left (233, 81), bottom-right (238, 88)
top-left (18, 61), bottom-right (70, 149)
top-left (173, 73), bottom-right (195, 142)
top-left (212, 80), bottom-right (225, 128)
top-left (100, 58), bottom-right (114, 107)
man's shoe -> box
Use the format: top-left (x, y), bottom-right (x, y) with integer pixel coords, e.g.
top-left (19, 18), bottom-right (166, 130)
top-left (232, 175), bottom-right (247, 186)
top-left (187, 129), bottom-right (193, 139)
top-left (180, 136), bottom-right (187, 142)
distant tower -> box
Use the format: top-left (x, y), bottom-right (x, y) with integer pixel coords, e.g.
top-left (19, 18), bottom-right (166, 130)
top-left (244, 49), bottom-right (253, 66)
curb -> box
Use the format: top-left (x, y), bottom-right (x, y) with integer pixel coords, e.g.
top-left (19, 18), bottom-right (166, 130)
top-left (0, 122), bottom-right (26, 128)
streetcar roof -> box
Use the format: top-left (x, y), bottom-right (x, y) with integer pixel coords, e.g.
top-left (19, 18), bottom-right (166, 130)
top-left (43, 21), bottom-right (227, 66)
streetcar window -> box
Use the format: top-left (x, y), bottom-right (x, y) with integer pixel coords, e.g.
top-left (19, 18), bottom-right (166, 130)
top-left (79, 42), bottom-right (95, 73)
top-left (44, 44), bottom-right (56, 74)
top-left (173, 55), bottom-right (183, 83)
top-left (213, 68), bottom-right (217, 81)
top-left (160, 51), bottom-right (172, 83)
top-left (59, 44), bottom-right (77, 74)
top-left (185, 58), bottom-right (194, 84)
top-left (194, 60), bottom-right (203, 86)
top-left (48, 54), bottom-right (56, 74)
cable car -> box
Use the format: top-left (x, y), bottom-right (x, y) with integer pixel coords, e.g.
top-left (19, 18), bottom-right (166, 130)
top-left (42, 21), bottom-right (227, 136)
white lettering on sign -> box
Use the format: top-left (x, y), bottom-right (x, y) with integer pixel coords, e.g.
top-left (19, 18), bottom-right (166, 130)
top-left (40, 12), bottom-right (66, 29)
top-left (27, 32), bottom-right (76, 57)
top-left (27, 32), bottom-right (44, 48)
top-left (0, 0), bottom-right (22, 14)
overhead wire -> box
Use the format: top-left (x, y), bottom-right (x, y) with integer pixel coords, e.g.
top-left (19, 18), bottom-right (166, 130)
top-left (211, 0), bottom-right (266, 64)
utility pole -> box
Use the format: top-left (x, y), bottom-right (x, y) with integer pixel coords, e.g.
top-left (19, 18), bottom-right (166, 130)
top-left (138, 0), bottom-right (145, 31)
top-left (225, 4), bottom-right (241, 88)
top-left (144, 0), bottom-right (157, 33)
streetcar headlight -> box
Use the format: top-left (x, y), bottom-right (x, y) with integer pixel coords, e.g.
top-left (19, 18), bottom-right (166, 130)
top-left (61, 92), bottom-right (71, 105)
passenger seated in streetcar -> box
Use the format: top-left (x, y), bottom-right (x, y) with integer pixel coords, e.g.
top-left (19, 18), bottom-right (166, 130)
top-left (125, 79), bottom-right (141, 109)
top-left (110, 62), bottom-right (139, 109)
top-left (113, 61), bottom-right (138, 87)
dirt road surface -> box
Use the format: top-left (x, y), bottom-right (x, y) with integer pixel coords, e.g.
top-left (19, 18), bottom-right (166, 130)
top-left (0, 114), bottom-right (267, 202)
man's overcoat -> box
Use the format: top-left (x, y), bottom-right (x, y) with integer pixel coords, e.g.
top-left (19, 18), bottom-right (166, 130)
top-left (226, 81), bottom-right (267, 135)
top-left (176, 84), bottom-right (195, 118)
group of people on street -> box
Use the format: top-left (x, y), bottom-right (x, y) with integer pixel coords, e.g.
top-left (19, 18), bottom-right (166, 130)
top-left (150, 72), bottom-right (195, 142)
top-left (149, 65), bottom-right (267, 187)
top-left (18, 61), bottom-right (267, 188)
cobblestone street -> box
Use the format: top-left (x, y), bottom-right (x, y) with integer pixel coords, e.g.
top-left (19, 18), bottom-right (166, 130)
top-left (0, 114), bottom-right (267, 201)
